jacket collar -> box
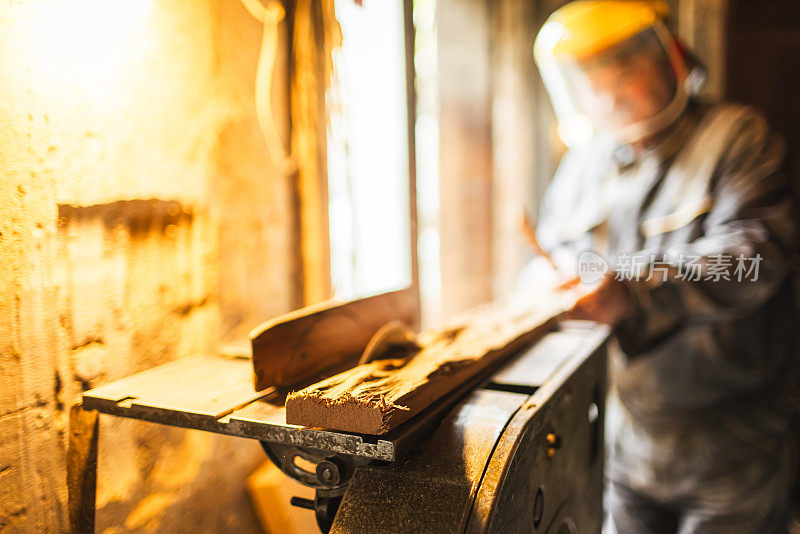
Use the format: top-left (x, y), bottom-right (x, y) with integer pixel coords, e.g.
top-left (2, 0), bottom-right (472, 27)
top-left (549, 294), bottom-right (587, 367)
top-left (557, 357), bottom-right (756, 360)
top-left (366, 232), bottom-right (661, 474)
top-left (612, 101), bottom-right (701, 169)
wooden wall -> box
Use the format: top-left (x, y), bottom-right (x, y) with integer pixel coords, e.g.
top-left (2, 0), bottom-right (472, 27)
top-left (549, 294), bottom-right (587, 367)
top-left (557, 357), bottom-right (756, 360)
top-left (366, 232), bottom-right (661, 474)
top-left (0, 1), bottom-right (302, 531)
top-left (727, 0), bottom-right (800, 187)
top-left (437, 0), bottom-right (494, 318)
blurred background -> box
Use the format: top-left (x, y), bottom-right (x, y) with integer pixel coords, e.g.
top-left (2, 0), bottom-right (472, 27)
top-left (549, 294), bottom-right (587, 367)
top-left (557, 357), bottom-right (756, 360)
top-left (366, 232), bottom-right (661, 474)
top-left (1, 0), bottom-right (798, 531)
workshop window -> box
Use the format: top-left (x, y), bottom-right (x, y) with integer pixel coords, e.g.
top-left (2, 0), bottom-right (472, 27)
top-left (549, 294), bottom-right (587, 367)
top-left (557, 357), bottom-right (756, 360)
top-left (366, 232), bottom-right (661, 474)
top-left (327, 0), bottom-right (414, 299)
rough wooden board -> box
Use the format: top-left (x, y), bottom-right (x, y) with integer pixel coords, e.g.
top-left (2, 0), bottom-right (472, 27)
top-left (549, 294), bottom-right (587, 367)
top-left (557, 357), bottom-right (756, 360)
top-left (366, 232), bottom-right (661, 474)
top-left (285, 294), bottom-right (575, 435)
top-left (67, 403), bottom-right (98, 534)
top-left (246, 461), bottom-right (318, 534)
top-left (250, 288), bottom-right (418, 390)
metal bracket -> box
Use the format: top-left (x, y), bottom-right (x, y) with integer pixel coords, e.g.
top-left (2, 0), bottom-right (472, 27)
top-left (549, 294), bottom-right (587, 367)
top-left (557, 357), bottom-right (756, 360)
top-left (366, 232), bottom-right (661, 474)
top-left (259, 441), bottom-right (371, 533)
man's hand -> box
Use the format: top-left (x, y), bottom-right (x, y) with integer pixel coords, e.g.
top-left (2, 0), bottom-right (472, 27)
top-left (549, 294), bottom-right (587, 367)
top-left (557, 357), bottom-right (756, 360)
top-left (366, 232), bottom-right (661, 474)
top-left (563, 274), bottom-right (633, 326)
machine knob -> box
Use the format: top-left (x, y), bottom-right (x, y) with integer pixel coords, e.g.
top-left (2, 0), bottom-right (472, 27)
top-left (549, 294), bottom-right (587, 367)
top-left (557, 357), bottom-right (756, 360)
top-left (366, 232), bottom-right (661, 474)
top-left (316, 458), bottom-right (343, 486)
top-left (545, 432), bottom-right (562, 458)
top-left (290, 496), bottom-right (315, 510)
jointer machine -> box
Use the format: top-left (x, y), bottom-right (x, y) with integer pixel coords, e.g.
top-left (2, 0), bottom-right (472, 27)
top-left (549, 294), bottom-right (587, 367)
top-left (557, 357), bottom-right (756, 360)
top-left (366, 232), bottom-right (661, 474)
top-left (70, 289), bottom-right (609, 533)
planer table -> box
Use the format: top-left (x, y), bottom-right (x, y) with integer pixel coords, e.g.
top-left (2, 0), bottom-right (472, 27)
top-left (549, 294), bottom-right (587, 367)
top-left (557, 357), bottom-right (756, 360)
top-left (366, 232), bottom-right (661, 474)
top-left (68, 324), bottom-right (609, 533)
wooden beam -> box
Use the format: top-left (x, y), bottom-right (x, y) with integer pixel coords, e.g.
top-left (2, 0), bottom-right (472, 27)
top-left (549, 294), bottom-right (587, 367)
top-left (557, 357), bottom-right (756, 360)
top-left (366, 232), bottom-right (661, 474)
top-left (678, 0), bottom-right (730, 100)
top-left (291, 0), bottom-right (336, 305)
top-left (67, 403), bottom-right (98, 534)
top-left (437, 0), bottom-right (494, 318)
top-left (250, 288), bottom-right (418, 390)
top-left (490, 0), bottom-right (543, 300)
top-left (285, 296), bottom-right (570, 434)
top-left (403, 0), bottom-right (421, 322)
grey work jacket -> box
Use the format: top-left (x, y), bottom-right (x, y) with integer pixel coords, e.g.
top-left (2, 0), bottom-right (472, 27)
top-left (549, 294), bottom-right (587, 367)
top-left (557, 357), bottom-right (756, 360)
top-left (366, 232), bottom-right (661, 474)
top-left (537, 101), bottom-right (799, 425)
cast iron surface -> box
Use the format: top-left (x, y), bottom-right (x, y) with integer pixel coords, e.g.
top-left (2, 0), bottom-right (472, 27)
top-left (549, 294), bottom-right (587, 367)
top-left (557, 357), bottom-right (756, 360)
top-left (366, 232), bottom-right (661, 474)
top-left (81, 325), bottom-right (608, 534)
top-left (329, 326), bottom-right (609, 533)
top-left (330, 388), bottom-right (527, 532)
top-left (466, 328), bottom-right (608, 533)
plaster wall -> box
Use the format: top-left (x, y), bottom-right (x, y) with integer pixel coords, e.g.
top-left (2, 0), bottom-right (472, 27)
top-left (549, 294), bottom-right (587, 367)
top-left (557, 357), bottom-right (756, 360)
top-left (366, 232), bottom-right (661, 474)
top-left (0, 0), bottom-right (297, 531)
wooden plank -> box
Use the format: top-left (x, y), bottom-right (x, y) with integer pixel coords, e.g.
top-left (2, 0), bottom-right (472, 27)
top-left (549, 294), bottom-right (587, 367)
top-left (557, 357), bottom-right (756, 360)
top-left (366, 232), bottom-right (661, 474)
top-left (678, 0), bottom-right (730, 100)
top-left (291, 0), bottom-right (339, 305)
top-left (67, 403), bottom-right (98, 534)
top-left (403, 0), bottom-right (421, 315)
top-left (490, 0), bottom-right (542, 300)
top-left (250, 288), bottom-right (418, 390)
top-left (285, 295), bottom-right (572, 434)
top-left (246, 461), bottom-right (318, 534)
top-left (438, 0), bottom-right (494, 317)
top-left (83, 355), bottom-right (265, 418)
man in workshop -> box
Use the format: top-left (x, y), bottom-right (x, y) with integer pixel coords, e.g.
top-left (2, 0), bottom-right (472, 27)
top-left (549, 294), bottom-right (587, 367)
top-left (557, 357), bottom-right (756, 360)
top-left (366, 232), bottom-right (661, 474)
top-left (530, 1), bottom-right (799, 532)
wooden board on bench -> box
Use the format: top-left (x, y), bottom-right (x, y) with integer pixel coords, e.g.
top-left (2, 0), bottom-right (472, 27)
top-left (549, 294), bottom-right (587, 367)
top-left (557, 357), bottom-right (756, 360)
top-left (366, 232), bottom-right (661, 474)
top-left (284, 294), bottom-right (574, 435)
top-left (250, 288), bottom-right (418, 390)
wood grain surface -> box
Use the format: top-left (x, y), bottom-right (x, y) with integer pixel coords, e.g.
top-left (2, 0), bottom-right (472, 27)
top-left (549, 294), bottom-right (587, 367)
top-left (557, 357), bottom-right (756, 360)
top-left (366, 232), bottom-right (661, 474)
top-left (250, 288), bottom-right (418, 390)
top-left (285, 294), bottom-right (574, 434)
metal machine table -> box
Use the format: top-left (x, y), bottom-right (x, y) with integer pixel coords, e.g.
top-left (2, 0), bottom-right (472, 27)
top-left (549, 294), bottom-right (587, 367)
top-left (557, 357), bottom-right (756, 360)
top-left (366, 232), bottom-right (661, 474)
top-left (67, 325), bottom-right (609, 533)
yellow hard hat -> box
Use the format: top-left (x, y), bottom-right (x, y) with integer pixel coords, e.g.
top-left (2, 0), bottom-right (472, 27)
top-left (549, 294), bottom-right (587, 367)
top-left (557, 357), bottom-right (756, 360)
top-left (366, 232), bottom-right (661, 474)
top-left (533, 1), bottom-right (687, 147)
top-left (534, 1), bottom-right (669, 61)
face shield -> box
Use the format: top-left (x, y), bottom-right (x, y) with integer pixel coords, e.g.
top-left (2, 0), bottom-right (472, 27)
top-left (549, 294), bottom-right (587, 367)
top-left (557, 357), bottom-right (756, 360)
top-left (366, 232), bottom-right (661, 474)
top-left (534, 3), bottom-right (689, 148)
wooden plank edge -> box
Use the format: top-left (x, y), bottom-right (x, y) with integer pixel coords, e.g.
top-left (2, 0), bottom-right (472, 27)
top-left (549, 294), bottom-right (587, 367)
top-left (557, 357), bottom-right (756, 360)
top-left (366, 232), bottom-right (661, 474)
top-left (284, 316), bottom-right (558, 435)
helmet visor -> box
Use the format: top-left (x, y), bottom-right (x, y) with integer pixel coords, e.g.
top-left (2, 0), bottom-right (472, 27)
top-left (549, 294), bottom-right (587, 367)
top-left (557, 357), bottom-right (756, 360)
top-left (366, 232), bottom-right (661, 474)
top-left (536, 22), bottom-right (686, 146)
